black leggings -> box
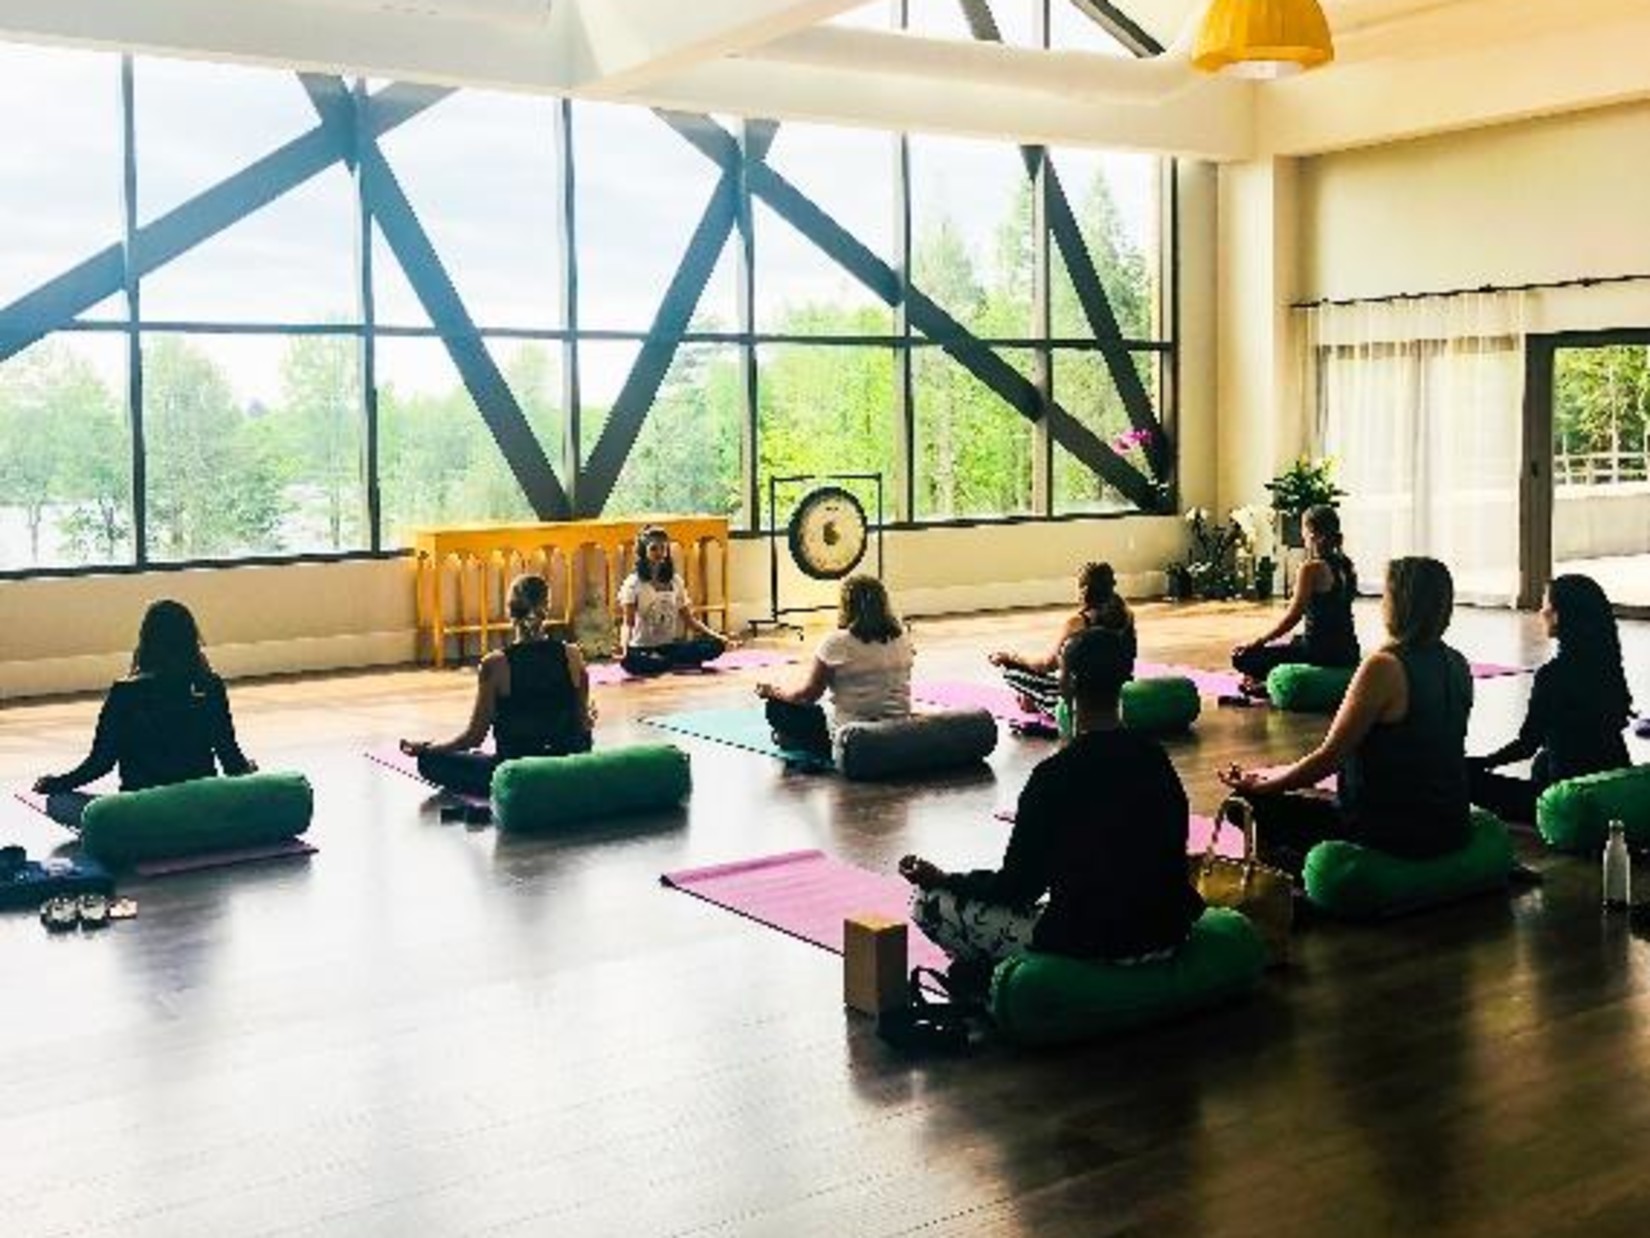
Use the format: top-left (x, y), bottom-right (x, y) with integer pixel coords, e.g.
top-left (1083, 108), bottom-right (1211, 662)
top-left (1242, 789), bottom-right (1470, 875)
top-left (1232, 638), bottom-right (1356, 684)
top-left (416, 733), bottom-right (593, 799)
top-left (1468, 753), bottom-right (1555, 827)
top-left (621, 637), bottom-right (726, 677)
top-left (764, 700), bottom-right (833, 758)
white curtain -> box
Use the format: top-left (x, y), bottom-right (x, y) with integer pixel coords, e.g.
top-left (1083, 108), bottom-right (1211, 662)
top-left (1298, 291), bottom-right (1528, 606)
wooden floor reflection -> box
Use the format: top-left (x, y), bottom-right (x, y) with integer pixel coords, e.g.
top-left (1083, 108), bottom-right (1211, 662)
top-left (2, 600), bottom-right (1649, 1237)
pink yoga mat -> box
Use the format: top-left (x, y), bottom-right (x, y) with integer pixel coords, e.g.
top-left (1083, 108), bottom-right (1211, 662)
top-left (1469, 661), bottom-right (1529, 680)
top-left (364, 744), bottom-right (492, 810)
top-left (661, 849), bottom-right (948, 970)
top-left (988, 810), bottom-right (1248, 860)
top-left (133, 838), bottom-right (317, 877)
top-left (1135, 661), bottom-right (1247, 700)
top-left (586, 648), bottom-right (798, 685)
top-left (911, 681), bottom-right (1044, 727)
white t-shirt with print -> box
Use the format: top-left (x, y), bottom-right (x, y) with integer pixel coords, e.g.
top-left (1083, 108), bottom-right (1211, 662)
top-left (816, 629), bottom-right (914, 723)
top-left (619, 575), bottom-right (688, 648)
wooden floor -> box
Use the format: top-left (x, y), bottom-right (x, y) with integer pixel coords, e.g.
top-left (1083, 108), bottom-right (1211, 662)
top-left (4, 600), bottom-right (1650, 1238)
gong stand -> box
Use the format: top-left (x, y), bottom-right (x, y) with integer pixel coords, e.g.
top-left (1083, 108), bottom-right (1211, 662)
top-left (750, 472), bottom-right (885, 639)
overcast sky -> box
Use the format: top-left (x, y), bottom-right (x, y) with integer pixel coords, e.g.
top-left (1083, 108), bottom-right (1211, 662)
top-left (0, 2), bottom-right (1155, 405)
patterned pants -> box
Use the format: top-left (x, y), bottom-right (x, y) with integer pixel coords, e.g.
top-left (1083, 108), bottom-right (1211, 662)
top-left (911, 888), bottom-right (1039, 966)
top-left (999, 667), bottom-right (1061, 717)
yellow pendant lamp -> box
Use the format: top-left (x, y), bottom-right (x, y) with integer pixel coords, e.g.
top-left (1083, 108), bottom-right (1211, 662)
top-left (1193, 0), bottom-right (1335, 79)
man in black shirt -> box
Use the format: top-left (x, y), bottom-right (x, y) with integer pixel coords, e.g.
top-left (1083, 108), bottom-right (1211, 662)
top-left (900, 627), bottom-right (1204, 978)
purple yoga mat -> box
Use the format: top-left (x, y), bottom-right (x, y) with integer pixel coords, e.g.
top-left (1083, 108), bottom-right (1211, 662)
top-left (987, 811), bottom-right (1248, 860)
top-left (586, 648), bottom-right (798, 686)
top-left (364, 744), bottom-right (492, 810)
top-left (133, 838), bottom-right (317, 877)
top-left (661, 849), bottom-right (947, 970)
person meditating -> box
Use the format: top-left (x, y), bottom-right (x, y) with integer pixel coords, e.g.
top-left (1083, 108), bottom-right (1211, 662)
top-left (755, 575), bottom-right (914, 759)
top-left (618, 524), bottom-right (729, 676)
top-left (989, 561), bottom-right (1136, 719)
top-left (1470, 574), bottom-right (1634, 824)
top-left (400, 574), bottom-right (593, 799)
top-left (1231, 504), bottom-right (1359, 698)
top-left (1221, 556), bottom-right (1472, 870)
top-left (34, 599), bottom-right (257, 827)
top-left (900, 627), bottom-right (1203, 993)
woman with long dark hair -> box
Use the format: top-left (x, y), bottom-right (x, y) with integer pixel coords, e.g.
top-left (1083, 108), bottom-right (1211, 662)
top-left (1231, 504), bottom-right (1359, 697)
top-left (617, 525), bottom-right (728, 676)
top-left (401, 574), bottom-right (594, 798)
top-left (1469, 574), bottom-right (1633, 823)
top-left (989, 561), bottom-right (1136, 718)
top-left (34, 600), bottom-right (256, 823)
top-left (756, 575), bottom-right (914, 758)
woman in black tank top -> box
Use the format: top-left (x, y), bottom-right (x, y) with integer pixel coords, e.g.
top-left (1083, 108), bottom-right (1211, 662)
top-left (1221, 557), bottom-right (1473, 871)
top-left (401, 575), bottom-right (593, 800)
top-left (1232, 505), bottom-right (1360, 697)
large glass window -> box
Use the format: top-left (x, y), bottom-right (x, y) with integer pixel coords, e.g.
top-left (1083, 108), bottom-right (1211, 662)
top-left (0, 45), bottom-right (123, 317)
top-left (142, 333), bottom-right (367, 560)
top-left (0, 0), bottom-right (1173, 573)
top-left (914, 346), bottom-right (1037, 520)
top-left (1052, 348), bottom-right (1161, 514)
top-left (573, 103), bottom-right (739, 333)
top-left (374, 90), bottom-right (561, 330)
top-left (0, 334), bottom-right (131, 571)
top-left (758, 345), bottom-right (898, 525)
top-left (757, 123), bottom-right (896, 336)
top-left (910, 134), bottom-right (1033, 339)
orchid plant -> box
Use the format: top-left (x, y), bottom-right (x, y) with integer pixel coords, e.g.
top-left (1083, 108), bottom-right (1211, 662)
top-left (1108, 428), bottom-right (1172, 511)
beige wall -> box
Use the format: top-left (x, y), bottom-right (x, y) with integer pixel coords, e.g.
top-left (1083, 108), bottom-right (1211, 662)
top-left (1216, 101), bottom-right (1650, 515)
top-left (1297, 101), bottom-right (1650, 328)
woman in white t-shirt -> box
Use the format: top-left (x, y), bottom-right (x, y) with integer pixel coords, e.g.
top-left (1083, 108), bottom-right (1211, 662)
top-left (755, 575), bottom-right (914, 757)
top-left (618, 525), bottom-right (729, 676)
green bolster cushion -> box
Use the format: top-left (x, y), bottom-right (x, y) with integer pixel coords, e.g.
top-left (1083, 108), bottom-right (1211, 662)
top-left (78, 772), bottom-right (313, 865)
top-left (1536, 765), bottom-right (1650, 853)
top-left (491, 744), bottom-right (691, 832)
top-left (835, 709), bottom-right (997, 781)
top-left (1267, 663), bottom-right (1355, 713)
top-left (1121, 676), bottom-right (1201, 733)
top-left (988, 908), bottom-right (1267, 1046)
top-left (1302, 808), bottom-right (1514, 919)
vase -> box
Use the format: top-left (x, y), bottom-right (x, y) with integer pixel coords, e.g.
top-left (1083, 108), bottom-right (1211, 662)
top-left (1279, 511), bottom-right (1304, 550)
top-left (1165, 565), bottom-right (1192, 601)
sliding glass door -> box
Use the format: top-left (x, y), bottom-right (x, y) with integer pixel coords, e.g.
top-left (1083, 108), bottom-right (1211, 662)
top-left (1525, 330), bottom-right (1650, 615)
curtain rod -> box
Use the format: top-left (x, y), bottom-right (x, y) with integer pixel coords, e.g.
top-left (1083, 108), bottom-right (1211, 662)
top-left (1291, 271), bottom-right (1650, 310)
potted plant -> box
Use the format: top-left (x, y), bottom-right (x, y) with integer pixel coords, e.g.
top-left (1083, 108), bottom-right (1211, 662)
top-left (1178, 508), bottom-right (1246, 601)
top-left (1264, 457), bottom-right (1346, 549)
top-left (1165, 562), bottom-right (1193, 601)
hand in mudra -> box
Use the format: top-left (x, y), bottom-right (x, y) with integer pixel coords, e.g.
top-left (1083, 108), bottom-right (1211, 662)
top-left (898, 854), bottom-right (944, 890)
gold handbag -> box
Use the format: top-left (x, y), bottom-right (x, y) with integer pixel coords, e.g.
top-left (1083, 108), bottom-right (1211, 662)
top-left (1191, 796), bottom-right (1294, 965)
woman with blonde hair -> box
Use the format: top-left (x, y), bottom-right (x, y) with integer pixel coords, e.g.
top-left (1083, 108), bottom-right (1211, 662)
top-left (1221, 556), bottom-right (1473, 868)
top-left (755, 575), bottom-right (914, 759)
top-left (401, 574), bottom-right (593, 797)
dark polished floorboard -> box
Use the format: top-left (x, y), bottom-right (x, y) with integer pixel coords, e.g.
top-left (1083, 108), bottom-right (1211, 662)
top-left (3, 601), bottom-right (1650, 1237)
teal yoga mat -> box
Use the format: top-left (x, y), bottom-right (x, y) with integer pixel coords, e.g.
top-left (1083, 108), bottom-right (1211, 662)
top-left (642, 707), bottom-right (834, 772)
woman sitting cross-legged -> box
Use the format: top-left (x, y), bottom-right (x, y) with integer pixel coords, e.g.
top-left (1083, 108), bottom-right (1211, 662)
top-left (33, 599), bottom-right (257, 827)
top-left (400, 574), bottom-right (594, 798)
top-left (899, 627), bottom-right (1204, 994)
top-left (755, 575), bottom-right (914, 759)
top-left (1231, 504), bottom-right (1359, 698)
top-left (988, 561), bottom-right (1137, 718)
top-left (618, 524), bottom-right (729, 676)
top-left (1469, 574), bottom-right (1634, 825)
top-left (1221, 556), bottom-right (1473, 871)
